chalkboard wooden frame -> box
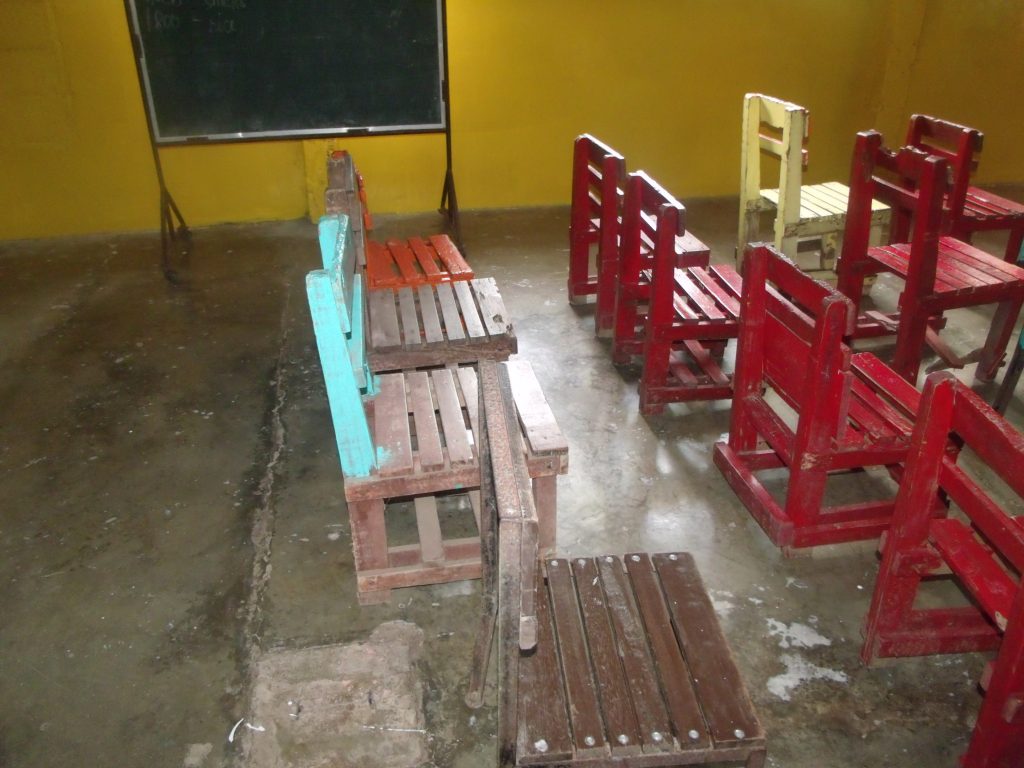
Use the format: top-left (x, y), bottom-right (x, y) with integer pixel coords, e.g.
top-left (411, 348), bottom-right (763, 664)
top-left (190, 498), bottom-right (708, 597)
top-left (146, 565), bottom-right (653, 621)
top-left (125, 0), bottom-right (446, 144)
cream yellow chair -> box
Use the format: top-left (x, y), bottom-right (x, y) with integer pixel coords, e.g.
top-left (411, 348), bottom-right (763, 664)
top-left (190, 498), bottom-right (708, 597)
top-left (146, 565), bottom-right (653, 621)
top-left (738, 93), bottom-right (887, 278)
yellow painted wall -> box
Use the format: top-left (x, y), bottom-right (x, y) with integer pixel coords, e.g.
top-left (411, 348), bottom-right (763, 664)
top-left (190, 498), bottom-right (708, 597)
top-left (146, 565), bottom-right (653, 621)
top-left (1, 0), bottom-right (1022, 240)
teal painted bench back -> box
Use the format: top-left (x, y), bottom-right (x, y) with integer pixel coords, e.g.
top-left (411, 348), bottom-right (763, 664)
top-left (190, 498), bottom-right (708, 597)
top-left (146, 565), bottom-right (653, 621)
top-left (306, 213), bottom-right (378, 478)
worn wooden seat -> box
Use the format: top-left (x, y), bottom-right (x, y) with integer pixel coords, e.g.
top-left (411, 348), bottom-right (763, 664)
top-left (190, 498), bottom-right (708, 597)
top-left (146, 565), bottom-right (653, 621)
top-left (861, 372), bottom-right (1024, 768)
top-left (906, 114), bottom-right (1024, 264)
top-left (638, 174), bottom-right (744, 412)
top-left (365, 234), bottom-right (474, 290)
top-left (318, 214), bottom-right (513, 372)
top-left (611, 171), bottom-right (712, 361)
top-left (469, 361), bottom-right (767, 768)
top-left (739, 93), bottom-right (888, 278)
top-left (367, 278), bottom-right (517, 372)
top-left (838, 131), bottom-right (1024, 384)
top-left (306, 214), bottom-right (567, 603)
top-left (325, 150), bottom-right (373, 267)
top-left (568, 134), bottom-right (626, 316)
top-left (714, 245), bottom-right (921, 550)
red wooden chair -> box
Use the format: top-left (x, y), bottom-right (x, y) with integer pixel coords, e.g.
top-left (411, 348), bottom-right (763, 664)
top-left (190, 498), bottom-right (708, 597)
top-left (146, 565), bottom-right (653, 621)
top-left (906, 114), bottom-right (1024, 264)
top-left (713, 244), bottom-right (922, 550)
top-left (637, 177), bottom-right (744, 413)
top-left (568, 135), bottom-right (626, 332)
top-left (861, 371), bottom-right (1024, 767)
top-left (610, 171), bottom-right (711, 364)
top-left (837, 131), bottom-right (1024, 384)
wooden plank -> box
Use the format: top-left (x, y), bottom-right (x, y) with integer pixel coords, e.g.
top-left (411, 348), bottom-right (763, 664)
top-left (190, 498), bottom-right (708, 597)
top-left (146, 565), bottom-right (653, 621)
top-left (386, 239), bottom-right (424, 285)
top-left (654, 553), bottom-right (763, 748)
top-left (597, 555), bottom-right (673, 754)
top-left (546, 558), bottom-right (610, 757)
top-left (414, 496), bottom-right (445, 563)
top-left (454, 280), bottom-right (487, 339)
top-left (436, 282), bottom-right (467, 343)
top-left (368, 287), bottom-right (402, 350)
top-left (372, 373), bottom-right (414, 477)
top-left (432, 368), bottom-right (473, 465)
top-left (516, 570), bottom-right (573, 764)
top-left (365, 239), bottom-right (399, 289)
top-left (431, 234), bottom-right (474, 279)
top-left (406, 371), bottom-right (444, 471)
top-left (416, 284), bottom-right (445, 344)
top-left (571, 557), bottom-right (640, 755)
top-left (505, 359), bottom-right (569, 455)
top-left (397, 287), bottom-right (421, 347)
top-left (455, 366), bottom-right (481, 444)
top-left (931, 519), bottom-right (1015, 629)
top-left (408, 236), bottom-right (446, 283)
top-left (471, 278), bottom-right (512, 338)
top-left (674, 269), bottom-right (726, 321)
top-left (625, 553), bottom-right (711, 751)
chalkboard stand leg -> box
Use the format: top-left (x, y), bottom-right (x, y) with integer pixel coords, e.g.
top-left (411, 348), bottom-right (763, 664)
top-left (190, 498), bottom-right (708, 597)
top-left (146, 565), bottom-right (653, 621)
top-left (159, 184), bottom-right (190, 284)
top-left (439, 168), bottom-right (463, 254)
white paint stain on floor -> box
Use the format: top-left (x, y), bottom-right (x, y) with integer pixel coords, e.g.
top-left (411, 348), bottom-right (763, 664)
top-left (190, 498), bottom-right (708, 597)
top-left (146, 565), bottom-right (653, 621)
top-left (767, 653), bottom-right (849, 701)
top-left (765, 619), bottom-right (832, 649)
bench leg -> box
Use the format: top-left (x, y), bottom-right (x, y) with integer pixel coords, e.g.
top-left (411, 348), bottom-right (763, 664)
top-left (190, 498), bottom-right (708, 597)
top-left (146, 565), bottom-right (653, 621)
top-left (746, 748), bottom-right (768, 768)
top-left (349, 498), bottom-right (392, 604)
top-left (533, 474), bottom-right (558, 557)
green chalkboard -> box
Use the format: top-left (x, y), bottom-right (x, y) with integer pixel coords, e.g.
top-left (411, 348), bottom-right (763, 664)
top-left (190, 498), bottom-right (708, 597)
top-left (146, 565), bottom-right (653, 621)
top-left (126, 0), bottom-right (446, 143)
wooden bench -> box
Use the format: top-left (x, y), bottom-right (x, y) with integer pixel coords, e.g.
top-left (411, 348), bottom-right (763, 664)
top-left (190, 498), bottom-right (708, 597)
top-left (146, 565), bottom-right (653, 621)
top-left (307, 215), bottom-right (567, 604)
top-left (611, 171), bottom-right (711, 361)
top-left (318, 214), bottom-right (516, 373)
top-left (470, 360), bottom-right (766, 767)
top-left (325, 150), bottom-right (373, 267)
top-left (714, 245), bottom-right (922, 551)
top-left (861, 372), bottom-right (1024, 768)
top-left (567, 134), bottom-right (626, 319)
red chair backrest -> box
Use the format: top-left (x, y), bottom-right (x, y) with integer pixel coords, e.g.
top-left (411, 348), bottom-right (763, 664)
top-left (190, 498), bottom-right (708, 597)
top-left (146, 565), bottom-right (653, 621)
top-left (905, 114), bottom-right (984, 226)
top-left (570, 134), bottom-right (625, 252)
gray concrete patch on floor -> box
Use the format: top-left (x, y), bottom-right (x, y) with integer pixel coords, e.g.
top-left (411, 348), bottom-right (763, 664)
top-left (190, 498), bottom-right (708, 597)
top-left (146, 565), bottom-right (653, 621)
top-left (242, 621), bottom-right (427, 768)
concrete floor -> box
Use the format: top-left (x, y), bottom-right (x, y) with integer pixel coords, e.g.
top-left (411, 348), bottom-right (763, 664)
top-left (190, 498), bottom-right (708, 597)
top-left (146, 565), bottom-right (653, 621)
top-left (2, 193), bottom-right (1023, 767)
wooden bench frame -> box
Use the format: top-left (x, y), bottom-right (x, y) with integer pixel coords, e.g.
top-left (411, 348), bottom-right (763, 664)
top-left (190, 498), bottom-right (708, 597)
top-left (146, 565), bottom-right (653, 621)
top-left (307, 215), bottom-right (567, 604)
top-left (714, 245), bottom-right (922, 550)
top-left (471, 361), bottom-right (766, 767)
top-left (568, 134), bottom-right (627, 320)
top-left (861, 372), bottom-right (1024, 768)
top-left (325, 150), bottom-right (373, 267)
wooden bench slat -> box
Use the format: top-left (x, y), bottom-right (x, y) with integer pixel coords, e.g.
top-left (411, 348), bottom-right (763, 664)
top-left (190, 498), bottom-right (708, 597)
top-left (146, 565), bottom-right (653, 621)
top-left (455, 280), bottom-right (488, 339)
top-left (930, 519), bottom-right (1016, 629)
top-left (517, 568), bottom-right (574, 765)
top-left (546, 558), bottom-right (611, 757)
top-left (432, 368), bottom-right (473, 465)
top-left (571, 557), bottom-right (641, 755)
top-left (373, 373), bottom-right (414, 477)
top-left (406, 371), bottom-right (444, 471)
top-left (653, 553), bottom-right (763, 748)
top-left (472, 277), bottom-right (512, 338)
top-left (431, 234), bottom-right (474, 278)
top-left (625, 553), bottom-right (712, 750)
top-left (387, 238), bottom-right (425, 285)
top-left (505, 360), bottom-right (569, 455)
top-left (366, 239), bottom-right (399, 288)
top-left (398, 287), bottom-right (422, 347)
top-left (416, 284), bottom-right (445, 344)
top-left (456, 366), bottom-right (481, 441)
top-left (414, 496), bottom-right (445, 563)
top-left (369, 287), bottom-right (402, 350)
top-left (597, 556), bottom-right (674, 754)
top-left (408, 236), bottom-right (446, 282)
top-left (436, 282), bottom-right (467, 343)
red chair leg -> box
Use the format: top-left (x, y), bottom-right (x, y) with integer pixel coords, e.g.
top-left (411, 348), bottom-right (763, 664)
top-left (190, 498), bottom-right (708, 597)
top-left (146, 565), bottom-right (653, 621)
top-left (977, 298), bottom-right (1024, 382)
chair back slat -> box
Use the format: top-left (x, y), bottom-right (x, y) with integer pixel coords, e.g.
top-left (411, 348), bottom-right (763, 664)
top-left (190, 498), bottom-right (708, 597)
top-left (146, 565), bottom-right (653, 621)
top-left (906, 114), bottom-right (984, 223)
top-left (306, 215), bottom-right (376, 478)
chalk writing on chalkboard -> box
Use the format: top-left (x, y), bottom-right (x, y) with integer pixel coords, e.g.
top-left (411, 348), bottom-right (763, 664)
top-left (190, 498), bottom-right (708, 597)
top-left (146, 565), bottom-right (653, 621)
top-left (127, 0), bottom-right (446, 143)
